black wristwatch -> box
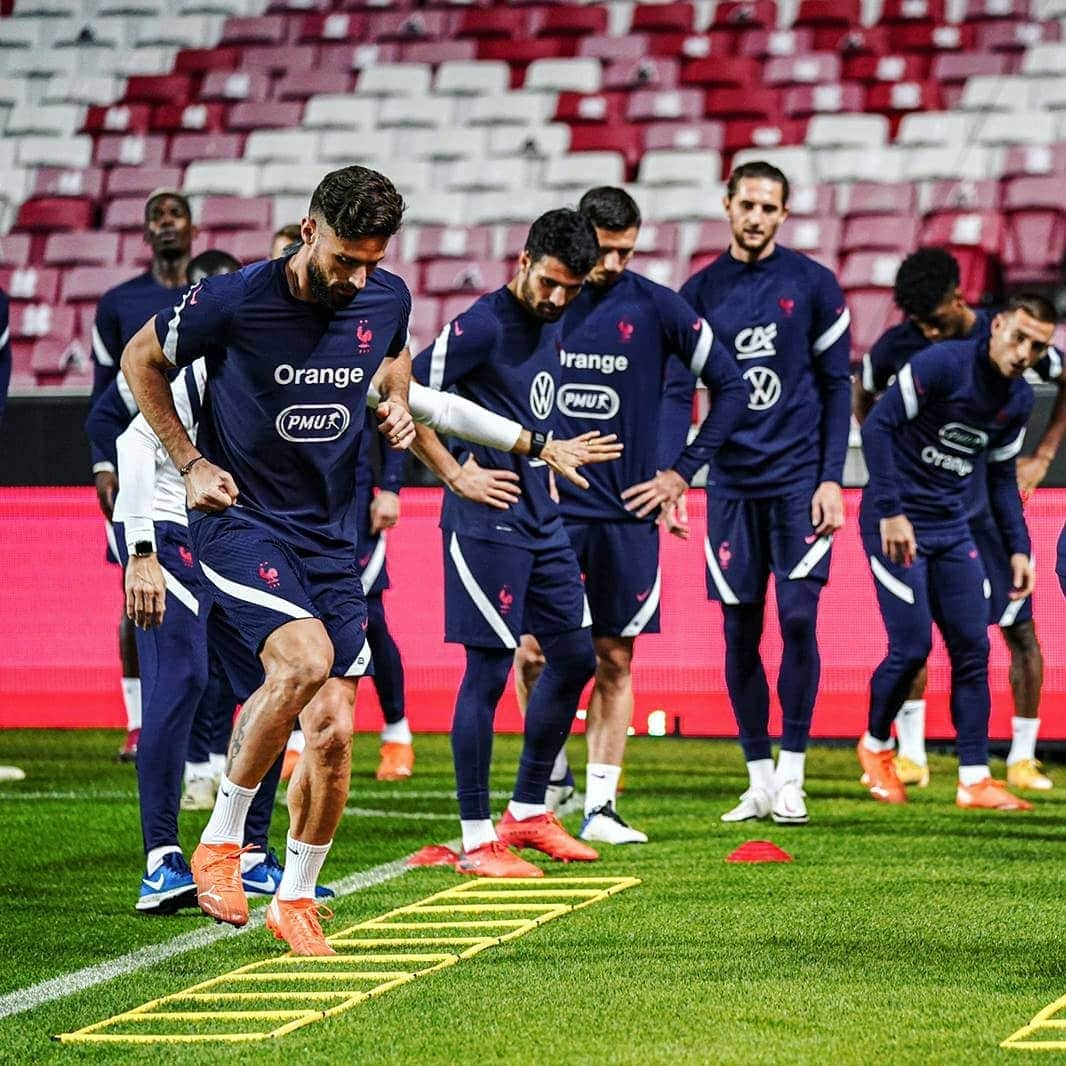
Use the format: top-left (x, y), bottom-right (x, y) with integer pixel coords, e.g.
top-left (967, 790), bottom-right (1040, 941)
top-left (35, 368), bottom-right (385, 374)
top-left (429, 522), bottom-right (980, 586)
top-left (528, 430), bottom-right (548, 460)
top-left (133, 541), bottom-right (155, 558)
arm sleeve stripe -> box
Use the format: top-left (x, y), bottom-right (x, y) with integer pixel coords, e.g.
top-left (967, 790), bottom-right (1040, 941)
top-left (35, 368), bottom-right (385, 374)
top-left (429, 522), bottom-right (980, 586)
top-left (0, 326), bottom-right (9, 351)
top-left (812, 307), bottom-right (851, 355)
top-left (1047, 346), bottom-right (1063, 380)
top-left (861, 352), bottom-right (875, 394)
top-left (92, 324), bottom-right (114, 367)
top-left (115, 371), bottom-right (139, 416)
top-left (689, 318), bottom-right (713, 378)
top-left (429, 321), bottom-right (451, 391)
top-left (162, 288), bottom-right (194, 366)
top-left (990, 427), bottom-right (1025, 463)
top-left (898, 362), bottom-right (919, 420)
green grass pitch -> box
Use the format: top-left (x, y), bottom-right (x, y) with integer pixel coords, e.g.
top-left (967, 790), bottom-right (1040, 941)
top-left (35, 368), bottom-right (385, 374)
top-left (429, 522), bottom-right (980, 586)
top-left (1, 729), bottom-right (1065, 1064)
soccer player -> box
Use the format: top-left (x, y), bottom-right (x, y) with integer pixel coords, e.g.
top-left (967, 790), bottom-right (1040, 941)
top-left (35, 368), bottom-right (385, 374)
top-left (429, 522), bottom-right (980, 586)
top-left (854, 249), bottom-right (1065, 791)
top-left (856, 295), bottom-right (1054, 810)
top-left (411, 209), bottom-right (619, 876)
top-left (271, 224), bottom-right (302, 260)
top-left (0, 283), bottom-right (10, 427)
top-left (512, 186), bottom-right (747, 844)
top-left (663, 161), bottom-right (851, 825)
top-left (91, 188), bottom-right (197, 761)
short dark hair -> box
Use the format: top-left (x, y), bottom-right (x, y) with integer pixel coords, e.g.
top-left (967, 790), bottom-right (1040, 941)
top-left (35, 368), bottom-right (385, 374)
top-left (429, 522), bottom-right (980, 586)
top-left (273, 223), bottom-right (301, 243)
top-left (309, 166), bottom-right (405, 241)
top-left (726, 161), bottom-right (790, 206)
top-left (578, 186), bottom-right (642, 231)
top-left (1006, 292), bottom-right (1058, 325)
top-left (188, 249), bottom-right (241, 283)
top-left (893, 247), bottom-right (960, 319)
top-left (524, 208), bottom-right (599, 277)
top-left (144, 188), bottom-right (192, 221)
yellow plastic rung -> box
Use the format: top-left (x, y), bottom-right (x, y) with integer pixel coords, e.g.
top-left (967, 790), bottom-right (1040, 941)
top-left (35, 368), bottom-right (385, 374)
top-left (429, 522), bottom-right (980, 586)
top-left (222, 971), bottom-right (413, 982)
top-left (323, 936), bottom-right (496, 947)
top-left (123, 1010), bottom-right (317, 1022)
top-left (364, 919), bottom-right (533, 929)
top-left (58, 1033), bottom-right (268, 1044)
top-left (174, 992), bottom-right (356, 1002)
top-left (321, 950), bottom-right (460, 962)
top-left (408, 904), bottom-right (570, 914)
top-left (452, 890), bottom-right (604, 899)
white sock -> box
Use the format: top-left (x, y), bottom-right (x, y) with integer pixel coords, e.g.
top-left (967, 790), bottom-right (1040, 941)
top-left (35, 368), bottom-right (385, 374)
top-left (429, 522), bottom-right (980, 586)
top-left (895, 699), bottom-right (927, 765)
top-left (200, 774), bottom-right (258, 846)
top-left (185, 760), bottom-right (212, 786)
top-left (277, 834), bottom-right (331, 901)
top-left (460, 819), bottom-right (497, 852)
top-left (380, 718), bottom-right (412, 745)
top-left (286, 729), bottom-right (306, 754)
top-left (550, 746), bottom-right (569, 782)
top-left (959, 764), bottom-right (991, 787)
top-left (1007, 716), bottom-right (1040, 765)
top-left (862, 732), bottom-right (895, 754)
top-left (240, 850), bottom-right (264, 874)
top-left (209, 753), bottom-right (226, 780)
top-left (585, 763), bottom-right (621, 815)
top-left (774, 750), bottom-right (805, 789)
top-left (122, 678), bottom-right (141, 731)
top-left (746, 758), bottom-right (775, 795)
top-left (146, 845), bottom-right (181, 874)
top-left (508, 799), bottom-right (547, 821)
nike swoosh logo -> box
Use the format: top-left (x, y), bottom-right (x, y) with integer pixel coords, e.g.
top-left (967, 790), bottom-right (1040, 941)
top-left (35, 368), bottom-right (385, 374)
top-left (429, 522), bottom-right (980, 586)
top-left (220, 787), bottom-right (231, 798)
top-left (142, 873), bottom-right (166, 890)
top-left (287, 847), bottom-right (300, 858)
top-left (591, 773), bottom-right (607, 779)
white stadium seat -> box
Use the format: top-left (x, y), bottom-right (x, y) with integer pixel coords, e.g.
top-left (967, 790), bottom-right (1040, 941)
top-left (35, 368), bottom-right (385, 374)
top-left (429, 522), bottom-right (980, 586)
top-left (41, 74), bottom-right (120, 107)
top-left (258, 163), bottom-right (334, 196)
top-left (244, 130), bottom-right (321, 163)
top-left (958, 76), bottom-right (1030, 111)
top-left (732, 145), bottom-right (816, 186)
top-left (525, 58), bottom-right (602, 95)
top-left (317, 129), bottom-right (392, 164)
top-left (133, 15), bottom-right (223, 48)
top-left (1021, 44), bottom-right (1066, 77)
top-left (467, 92), bottom-right (557, 127)
top-left (434, 60), bottom-right (510, 97)
top-left (184, 160), bottom-right (259, 196)
top-left (446, 157), bottom-right (529, 193)
top-left (816, 146), bottom-right (905, 183)
top-left (486, 123), bottom-right (570, 158)
top-left (4, 103), bottom-right (83, 137)
top-left (377, 95), bottom-right (455, 130)
top-left (405, 127), bottom-right (489, 162)
top-left (465, 190), bottom-right (556, 226)
top-left (897, 112), bottom-right (977, 146)
top-left (639, 185), bottom-right (725, 223)
top-left (402, 191), bottom-right (466, 227)
top-left (639, 149), bottom-right (721, 187)
top-left (90, 47), bottom-right (175, 76)
top-left (806, 113), bottom-right (889, 149)
top-left (16, 133), bottom-right (92, 168)
top-left (356, 63), bottom-right (432, 97)
top-left (545, 151), bottom-right (625, 190)
top-left (902, 145), bottom-right (1003, 181)
top-left (973, 112), bottom-right (1057, 145)
top-left (302, 95), bottom-right (377, 131)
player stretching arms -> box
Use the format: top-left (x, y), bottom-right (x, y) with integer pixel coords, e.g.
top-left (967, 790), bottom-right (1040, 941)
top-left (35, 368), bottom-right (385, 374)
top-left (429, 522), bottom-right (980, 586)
top-left (857, 295), bottom-right (1054, 810)
top-left (664, 161), bottom-right (851, 825)
top-left (411, 209), bottom-right (622, 876)
top-left (855, 249), bottom-right (1066, 791)
top-left (514, 187), bottom-right (746, 844)
top-left (92, 189), bottom-right (198, 761)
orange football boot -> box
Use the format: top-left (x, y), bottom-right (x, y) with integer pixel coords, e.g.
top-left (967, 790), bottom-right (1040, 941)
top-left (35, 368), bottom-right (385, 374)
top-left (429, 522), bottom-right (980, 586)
top-left (956, 777), bottom-right (1033, 811)
top-left (455, 841), bottom-right (543, 878)
top-left (856, 740), bottom-right (907, 804)
top-left (496, 810), bottom-right (599, 862)
top-left (376, 742), bottom-right (414, 781)
top-left (265, 897), bottom-right (336, 956)
top-left (280, 748), bottom-right (300, 783)
top-left (190, 842), bottom-right (258, 926)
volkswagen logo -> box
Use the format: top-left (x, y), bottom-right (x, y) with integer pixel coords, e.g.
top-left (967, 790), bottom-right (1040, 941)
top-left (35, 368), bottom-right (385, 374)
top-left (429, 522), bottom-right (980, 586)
top-left (743, 366), bottom-right (782, 411)
top-left (529, 371), bottom-right (556, 421)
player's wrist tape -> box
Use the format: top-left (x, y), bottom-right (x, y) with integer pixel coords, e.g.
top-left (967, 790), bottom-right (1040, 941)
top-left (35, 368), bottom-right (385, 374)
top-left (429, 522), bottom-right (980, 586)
top-left (528, 430), bottom-right (548, 460)
top-left (179, 455), bottom-right (205, 477)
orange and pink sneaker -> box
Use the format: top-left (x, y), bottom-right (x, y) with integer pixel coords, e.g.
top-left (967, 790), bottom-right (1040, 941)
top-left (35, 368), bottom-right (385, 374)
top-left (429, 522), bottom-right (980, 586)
top-left (190, 842), bottom-right (258, 926)
top-left (856, 740), bottom-right (907, 804)
top-left (376, 742), bottom-right (414, 781)
top-left (456, 841), bottom-right (543, 878)
top-left (956, 777), bottom-right (1034, 811)
top-left (496, 810), bottom-right (599, 862)
top-left (265, 897), bottom-right (336, 955)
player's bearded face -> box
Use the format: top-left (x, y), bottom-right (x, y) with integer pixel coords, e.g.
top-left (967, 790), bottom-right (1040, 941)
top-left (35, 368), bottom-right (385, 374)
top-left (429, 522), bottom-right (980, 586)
top-left (144, 197), bottom-right (195, 261)
top-left (305, 225), bottom-right (390, 311)
top-left (517, 254), bottom-right (585, 321)
top-left (725, 178), bottom-right (787, 258)
top-left (588, 226), bottom-right (638, 288)
top-left (989, 309), bottom-right (1054, 378)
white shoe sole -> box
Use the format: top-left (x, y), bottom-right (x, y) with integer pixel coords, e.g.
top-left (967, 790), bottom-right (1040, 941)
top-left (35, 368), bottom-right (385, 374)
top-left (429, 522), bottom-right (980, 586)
top-left (579, 823), bottom-right (648, 845)
top-left (136, 883), bottom-right (198, 912)
top-left (720, 807), bottom-right (769, 823)
top-left (771, 810), bottom-right (809, 825)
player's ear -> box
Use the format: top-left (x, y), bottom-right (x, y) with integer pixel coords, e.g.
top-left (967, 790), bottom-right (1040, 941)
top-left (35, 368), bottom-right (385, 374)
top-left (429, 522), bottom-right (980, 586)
top-left (517, 249), bottom-right (531, 275)
top-left (301, 217), bottom-right (317, 246)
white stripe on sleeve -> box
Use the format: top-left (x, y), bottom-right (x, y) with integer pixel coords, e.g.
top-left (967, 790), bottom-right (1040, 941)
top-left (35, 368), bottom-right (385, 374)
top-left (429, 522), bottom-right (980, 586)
top-left (0, 326), bottom-right (9, 351)
top-left (162, 287), bottom-right (195, 366)
top-left (990, 428), bottom-right (1025, 463)
top-left (861, 352), bottom-right (875, 394)
top-left (92, 324), bottom-right (114, 367)
top-left (689, 318), bottom-right (713, 378)
top-left (1046, 346), bottom-right (1063, 380)
top-left (812, 307), bottom-right (851, 355)
top-left (897, 363), bottom-right (919, 420)
top-left (429, 322), bottom-right (451, 392)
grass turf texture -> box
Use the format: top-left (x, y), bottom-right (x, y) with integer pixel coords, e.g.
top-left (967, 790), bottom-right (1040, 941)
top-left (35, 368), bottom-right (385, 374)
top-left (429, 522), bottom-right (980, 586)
top-left (1, 729), bottom-right (1064, 1064)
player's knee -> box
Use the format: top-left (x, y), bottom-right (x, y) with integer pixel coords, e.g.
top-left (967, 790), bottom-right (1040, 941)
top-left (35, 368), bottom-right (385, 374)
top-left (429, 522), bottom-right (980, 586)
top-left (514, 639), bottom-right (546, 687)
top-left (303, 691), bottom-right (354, 759)
top-left (543, 629), bottom-right (597, 685)
top-left (595, 642), bottom-right (633, 690)
top-left (265, 649), bottom-right (331, 708)
top-left (891, 631), bottom-right (932, 672)
top-left (1003, 619), bottom-right (1041, 661)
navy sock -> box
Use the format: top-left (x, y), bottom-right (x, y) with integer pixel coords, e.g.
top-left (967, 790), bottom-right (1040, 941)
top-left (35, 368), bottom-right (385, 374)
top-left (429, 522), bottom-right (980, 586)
top-left (722, 602), bottom-right (771, 762)
top-left (366, 594), bottom-right (406, 725)
top-left (776, 580), bottom-right (823, 754)
top-left (513, 628), bottom-right (596, 805)
top-left (452, 647), bottom-right (512, 820)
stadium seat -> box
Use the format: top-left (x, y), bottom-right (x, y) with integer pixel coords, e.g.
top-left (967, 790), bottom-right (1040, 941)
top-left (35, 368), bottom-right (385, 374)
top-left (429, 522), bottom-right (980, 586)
top-left (258, 163), bottom-right (334, 196)
top-left (974, 112), bottom-right (1056, 146)
top-left (378, 96), bottom-right (454, 129)
top-left (434, 60), bottom-right (510, 97)
top-left (1002, 143), bottom-right (1066, 176)
top-left (30, 332), bottom-right (89, 382)
top-left (104, 197), bottom-right (153, 231)
top-left (977, 21), bottom-right (1061, 52)
top-left (407, 225), bottom-right (493, 262)
top-left (152, 102), bottom-right (227, 133)
top-left (1002, 173), bottom-right (1066, 281)
top-left (841, 214), bottom-right (921, 253)
top-left (174, 45), bottom-right (240, 74)
top-left (446, 158), bottom-right (529, 193)
top-left (43, 74), bottom-right (121, 108)
top-left (133, 15), bottom-right (223, 49)
top-left (93, 133), bottom-right (167, 168)
top-left (408, 295), bottom-right (442, 349)
top-left (839, 180), bottom-right (917, 216)
top-left (569, 125), bottom-right (643, 170)
top-left (635, 221), bottom-right (680, 255)
top-left (228, 101), bottom-right (304, 132)
top-left (603, 58), bottom-right (679, 92)
top-left (105, 166), bottom-right (183, 198)
top-left (578, 34), bottom-right (650, 63)
top-left (60, 264), bottom-right (139, 303)
top-left (457, 7), bottom-right (529, 41)
top-left (465, 190), bottom-right (556, 226)
top-left (184, 160), bottom-right (259, 196)
top-left (639, 148), bottom-right (721, 187)
top-left (889, 23), bottom-right (976, 54)
top-left (733, 145), bottom-right (816, 186)
top-left (17, 134), bottom-right (93, 170)
top-left (367, 10), bottom-right (453, 44)
top-left (964, 0), bottom-right (1030, 20)
top-left (931, 52), bottom-right (1011, 89)
top-left (681, 57), bottom-right (761, 89)
top-left (400, 40), bottom-right (477, 66)
top-left (865, 81), bottom-right (941, 120)
top-left (0, 266), bottom-right (60, 303)
top-left (302, 95), bottom-right (376, 131)
top-left (275, 71), bottom-right (352, 101)
top-left (846, 288), bottom-right (898, 356)
top-left (880, 0), bottom-right (946, 24)
top-left (525, 58), bottom-right (602, 94)
top-left (9, 302), bottom-right (75, 343)
top-left (844, 55), bottom-right (929, 83)
top-left (298, 13), bottom-right (367, 44)
top-left (229, 230), bottom-right (272, 263)
top-left (199, 195), bottom-right (271, 231)
top-left (169, 132), bottom-right (243, 164)
top-left (486, 124), bottom-right (570, 159)
top-left (958, 76), bottom-right (1030, 111)
top-left (32, 167), bottom-right (104, 200)
top-left (705, 87), bottom-right (781, 122)
top-left (644, 185), bottom-right (725, 223)
top-left (631, 2), bottom-right (695, 35)
top-left (739, 28), bottom-right (816, 59)
top-left (405, 128), bottom-right (489, 162)
top-left (764, 55), bottom-right (842, 87)
top-left (466, 92), bottom-right (556, 127)
top-left (722, 118), bottom-right (807, 152)
top-left (15, 197), bottom-right (93, 232)
top-left (555, 91), bottom-right (628, 126)
top-left (643, 120), bottom-right (725, 152)
top-left (401, 191), bottom-right (465, 227)
top-left (545, 151), bottom-right (625, 191)
top-left (422, 258), bottom-right (508, 297)
top-left (243, 129), bottom-right (319, 163)
top-left (83, 102), bottom-right (152, 134)
top-left (478, 40), bottom-right (576, 68)
top-left (783, 83), bottom-right (865, 118)
top-left (221, 14), bottom-right (287, 46)
top-left (630, 255), bottom-right (681, 289)
top-left (241, 44), bottom-right (316, 75)
top-left (897, 110), bottom-right (976, 145)
top-left (903, 145), bottom-right (1003, 181)
top-left (806, 113), bottom-right (888, 148)
top-left (200, 70), bottom-right (270, 102)
top-left (626, 88), bottom-right (704, 123)
top-left (817, 147), bottom-right (905, 183)
top-left (0, 233), bottom-right (31, 267)
top-left (713, 0), bottom-right (776, 33)
top-left (921, 211), bottom-right (1004, 255)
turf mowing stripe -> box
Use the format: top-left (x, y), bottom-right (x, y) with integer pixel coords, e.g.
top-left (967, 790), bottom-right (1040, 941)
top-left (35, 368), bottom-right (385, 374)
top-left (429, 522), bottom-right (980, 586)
top-left (344, 807), bottom-right (457, 821)
top-left (0, 843), bottom-right (458, 1022)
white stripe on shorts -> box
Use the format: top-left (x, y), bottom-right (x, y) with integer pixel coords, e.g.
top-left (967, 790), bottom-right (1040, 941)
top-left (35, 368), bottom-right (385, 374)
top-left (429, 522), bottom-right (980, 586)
top-left (788, 535), bottom-right (833, 580)
top-left (898, 363), bottom-right (919, 420)
top-left (703, 536), bottom-right (739, 605)
top-left (869, 555), bottom-right (915, 605)
top-left (161, 565), bottom-right (200, 616)
top-left (344, 640), bottom-right (373, 677)
top-left (448, 533), bottom-right (517, 649)
top-left (199, 562), bottom-right (312, 620)
top-left (620, 567), bottom-right (661, 637)
top-left (360, 533), bottom-right (387, 592)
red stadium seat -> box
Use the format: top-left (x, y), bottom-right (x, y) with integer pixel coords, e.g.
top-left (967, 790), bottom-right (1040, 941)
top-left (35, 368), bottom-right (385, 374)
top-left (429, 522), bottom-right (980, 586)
top-left (681, 57), bottom-right (760, 89)
top-left (274, 71), bottom-right (352, 100)
top-left (174, 46), bottom-right (240, 75)
top-left (722, 118), bottom-right (806, 151)
top-left (243, 45), bottom-right (317, 75)
top-left (644, 32), bottom-right (734, 60)
top-left (169, 133), bottom-right (244, 165)
top-left (739, 28), bottom-right (816, 58)
top-left (0, 267), bottom-right (60, 303)
top-left (578, 34), bottom-right (651, 62)
top-left (841, 181), bottom-right (917, 217)
top-left (401, 40), bottom-right (477, 64)
top-left (408, 295), bottom-right (443, 348)
top-left (840, 251), bottom-right (903, 289)
top-left (631, 2), bottom-right (695, 34)
top-left (199, 196), bottom-right (272, 232)
top-left (151, 103), bottom-right (227, 134)
top-left (630, 255), bottom-right (681, 289)
top-left (626, 88), bottom-right (704, 123)
top-left (61, 265), bottom-right (140, 304)
top-left (422, 259), bottom-right (509, 297)
top-left (832, 27), bottom-right (892, 57)
top-left (962, 0), bottom-right (1030, 20)
top-left (1002, 144), bottom-right (1066, 177)
top-left (931, 52), bottom-right (1010, 87)
top-left (537, 6), bottom-right (608, 38)
top-left (841, 215), bottom-right (921, 254)
top-left (31, 333), bottom-right (89, 383)
top-left (221, 15), bottom-right (288, 46)
top-left (788, 185), bottom-right (836, 218)
top-left (1002, 176), bottom-right (1066, 282)
top-left (15, 198), bottom-right (93, 233)
top-left (368, 10), bottom-right (454, 43)
top-left (976, 21), bottom-right (1061, 52)
top-left (104, 197), bottom-right (153, 232)
top-left (408, 226), bottom-right (494, 261)
top-left (692, 219), bottom-right (734, 256)
top-left (783, 83), bottom-right (865, 117)
top-left (479, 39), bottom-right (575, 66)
top-left (119, 233), bottom-right (153, 265)
top-left (458, 7), bottom-right (530, 40)
top-left (924, 179), bottom-right (1001, 214)
top-left (764, 54), bottom-right (842, 86)
top-left (44, 231), bottom-right (120, 268)
top-left (9, 302), bottom-right (75, 343)
top-left (124, 75), bottom-right (194, 107)
top-left (318, 43), bottom-right (400, 71)
top-left (94, 134), bottom-right (168, 168)
top-left (880, 0), bottom-right (945, 24)
top-left (227, 101), bottom-right (304, 132)
top-left (105, 167), bottom-right (183, 199)
top-left (865, 80), bottom-right (942, 120)
top-left (570, 124), bottom-right (643, 170)
top-left (83, 103), bottom-right (152, 135)
top-left (603, 58), bottom-right (679, 92)
top-left (643, 120), bottom-right (725, 152)
top-left (634, 221), bottom-right (680, 256)
top-left (555, 91), bottom-right (628, 126)
top-left (229, 231), bottom-right (272, 264)
top-left (705, 87), bottom-right (781, 122)
top-left (0, 234), bottom-right (31, 267)
top-left (713, 1), bottom-right (776, 31)
top-left (889, 23), bottom-right (976, 53)
top-left (846, 288), bottom-right (898, 355)
top-left (32, 168), bottom-right (104, 200)
top-left (796, 0), bottom-right (861, 28)
top-left (920, 212), bottom-right (1005, 300)
top-left (201, 70), bottom-right (271, 102)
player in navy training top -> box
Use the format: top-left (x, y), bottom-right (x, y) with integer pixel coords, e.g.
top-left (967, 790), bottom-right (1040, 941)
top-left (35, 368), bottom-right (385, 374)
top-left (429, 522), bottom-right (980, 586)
top-left (857, 295), bottom-right (1055, 812)
top-left (122, 166), bottom-right (416, 954)
top-left (666, 162), bottom-right (852, 826)
top-left (411, 209), bottom-right (613, 877)
top-left (0, 285), bottom-right (10, 427)
top-left (91, 189), bottom-right (198, 763)
top-left (854, 249), bottom-right (1066, 793)
top-left (512, 187), bottom-right (746, 846)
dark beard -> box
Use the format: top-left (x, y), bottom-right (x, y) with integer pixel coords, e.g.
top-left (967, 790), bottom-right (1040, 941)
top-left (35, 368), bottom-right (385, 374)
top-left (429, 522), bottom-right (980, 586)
top-left (520, 275), bottom-right (562, 321)
top-left (308, 258), bottom-right (356, 311)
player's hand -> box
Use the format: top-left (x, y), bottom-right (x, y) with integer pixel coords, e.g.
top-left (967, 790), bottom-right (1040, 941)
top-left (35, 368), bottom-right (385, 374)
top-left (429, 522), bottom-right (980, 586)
top-left (376, 400), bottom-right (415, 451)
top-left (661, 492), bottom-right (690, 540)
top-left (184, 458), bottom-right (238, 513)
top-left (447, 454), bottom-right (521, 510)
top-left (1009, 553), bottom-right (1035, 600)
top-left (94, 470), bottom-right (118, 520)
top-left (811, 481), bottom-right (845, 536)
top-left (539, 432), bottom-right (624, 490)
top-left (369, 490), bottom-right (400, 534)
top-left (125, 554), bottom-right (166, 630)
top-left (880, 514), bottom-right (916, 567)
top-left (1016, 454), bottom-right (1050, 498)
top-left (621, 469), bottom-right (687, 519)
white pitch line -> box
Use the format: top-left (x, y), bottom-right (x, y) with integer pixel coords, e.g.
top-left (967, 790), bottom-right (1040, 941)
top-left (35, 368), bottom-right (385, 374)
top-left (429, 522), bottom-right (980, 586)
top-left (0, 791), bottom-right (136, 801)
top-left (344, 806), bottom-right (456, 821)
top-left (0, 840), bottom-right (459, 1022)
top-left (346, 789), bottom-right (510, 801)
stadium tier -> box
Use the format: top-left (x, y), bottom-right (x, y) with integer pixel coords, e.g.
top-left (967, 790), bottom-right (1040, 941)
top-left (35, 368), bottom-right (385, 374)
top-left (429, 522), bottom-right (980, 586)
top-left (2, 0), bottom-right (1066, 397)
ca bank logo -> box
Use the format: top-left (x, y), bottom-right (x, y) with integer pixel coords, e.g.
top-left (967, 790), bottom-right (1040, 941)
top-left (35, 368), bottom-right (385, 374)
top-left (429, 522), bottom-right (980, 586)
top-left (743, 366), bottom-right (781, 411)
top-left (276, 404), bottom-right (350, 443)
top-left (530, 371), bottom-right (556, 421)
top-left (735, 323), bottom-right (778, 360)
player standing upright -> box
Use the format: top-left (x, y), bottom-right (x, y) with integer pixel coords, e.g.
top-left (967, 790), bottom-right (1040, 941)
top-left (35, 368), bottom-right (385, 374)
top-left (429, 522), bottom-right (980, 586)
top-left (91, 189), bottom-right (197, 761)
top-left (664, 161), bottom-right (852, 825)
top-left (0, 283), bottom-right (10, 427)
top-left (514, 187), bottom-right (747, 844)
top-left (857, 296), bottom-right (1054, 810)
top-left (855, 249), bottom-right (1066, 791)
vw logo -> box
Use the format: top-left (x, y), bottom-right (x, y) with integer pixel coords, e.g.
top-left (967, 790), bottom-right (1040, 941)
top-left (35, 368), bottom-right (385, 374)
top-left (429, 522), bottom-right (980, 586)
top-left (529, 371), bottom-right (556, 421)
top-left (743, 366), bottom-right (781, 411)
